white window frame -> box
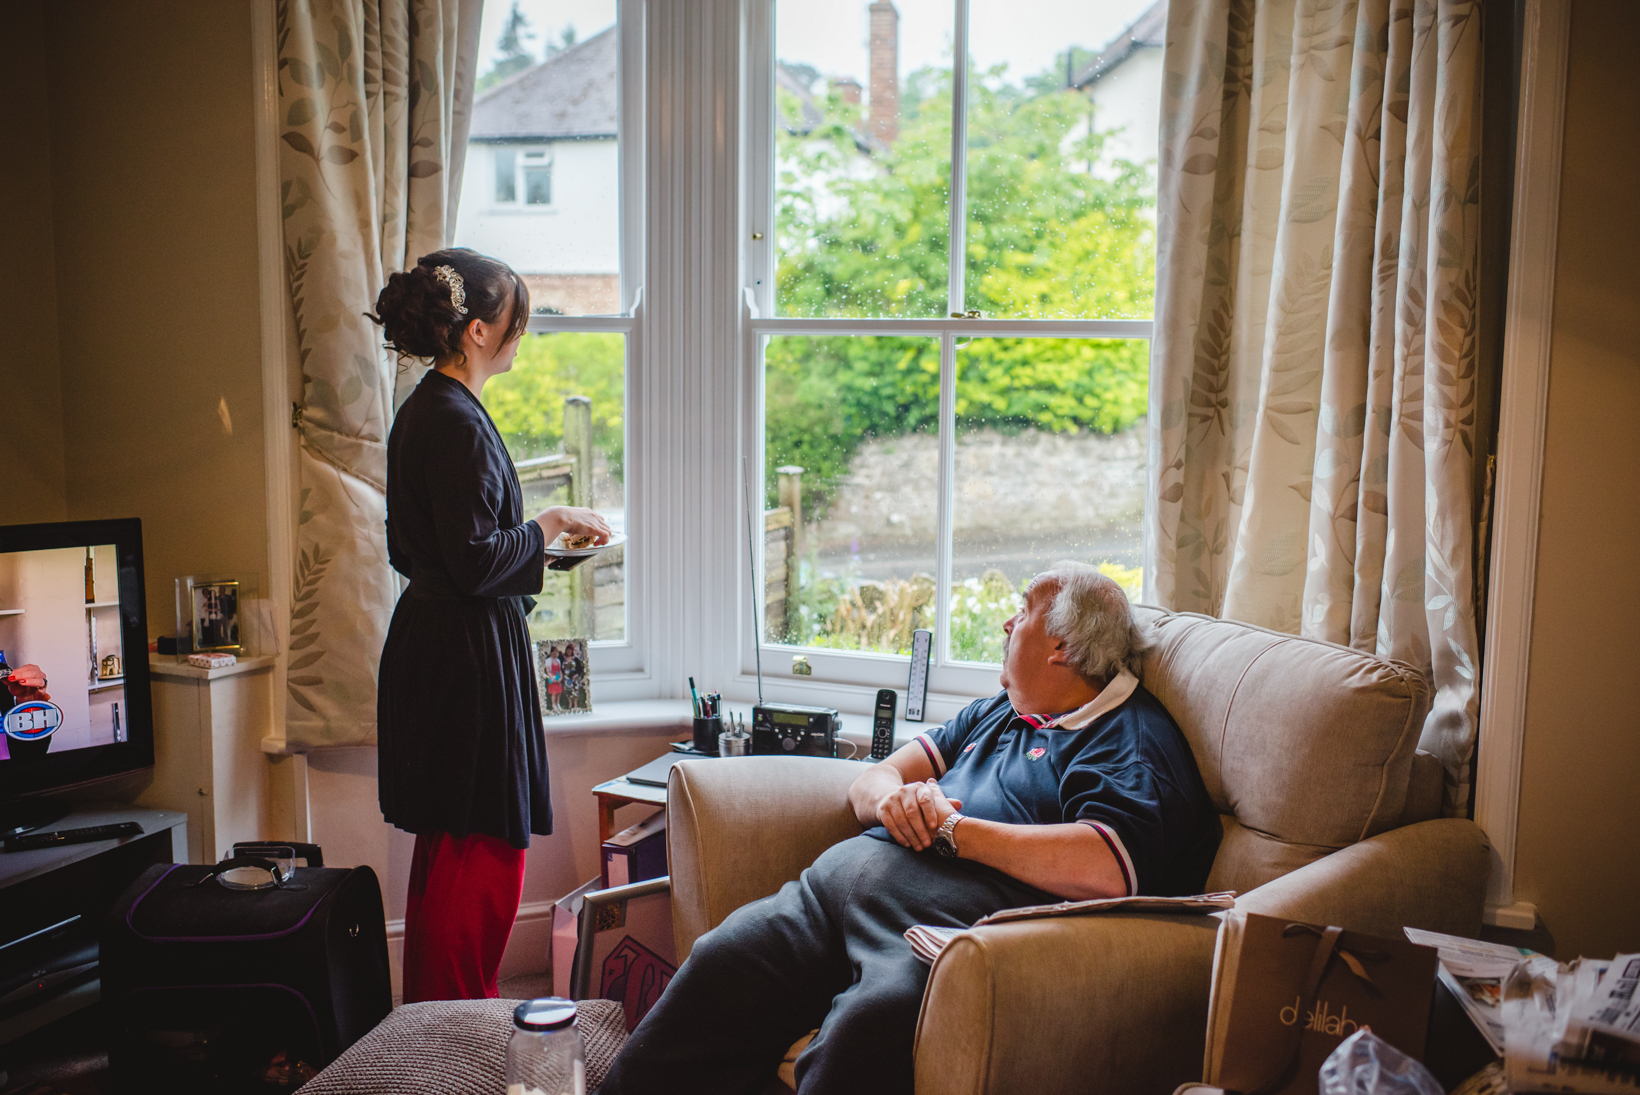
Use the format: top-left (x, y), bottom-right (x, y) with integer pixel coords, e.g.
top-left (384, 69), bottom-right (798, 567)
top-left (491, 144), bottom-right (557, 207)
top-left (522, 0), bottom-right (648, 685)
top-left (739, 0), bottom-right (1154, 704)
top-left (519, 146), bottom-right (555, 206)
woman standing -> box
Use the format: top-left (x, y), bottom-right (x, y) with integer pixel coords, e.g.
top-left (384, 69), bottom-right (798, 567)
top-left (369, 248), bottom-right (609, 1002)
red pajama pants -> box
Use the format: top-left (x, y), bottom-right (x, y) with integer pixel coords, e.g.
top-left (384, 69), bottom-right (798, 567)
top-left (401, 830), bottom-right (527, 1003)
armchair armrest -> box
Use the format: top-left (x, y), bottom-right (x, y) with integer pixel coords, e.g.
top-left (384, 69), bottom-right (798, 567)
top-left (667, 756), bottom-right (865, 960)
top-left (1236, 818), bottom-right (1491, 939)
top-left (912, 820), bottom-right (1489, 1095)
top-left (914, 912), bottom-right (1222, 1095)
top-left (1199, 819), bottom-right (1489, 1085)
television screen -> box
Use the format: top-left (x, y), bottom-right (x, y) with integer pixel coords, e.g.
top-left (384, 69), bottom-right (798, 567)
top-left (0, 543), bottom-right (131, 761)
top-left (0, 520), bottom-right (153, 813)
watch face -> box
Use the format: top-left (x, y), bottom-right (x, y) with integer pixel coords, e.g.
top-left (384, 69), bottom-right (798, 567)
top-left (933, 833), bottom-right (958, 858)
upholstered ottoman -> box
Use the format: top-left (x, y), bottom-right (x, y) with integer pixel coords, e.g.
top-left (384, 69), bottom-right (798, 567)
top-left (299, 998), bottom-right (627, 1094)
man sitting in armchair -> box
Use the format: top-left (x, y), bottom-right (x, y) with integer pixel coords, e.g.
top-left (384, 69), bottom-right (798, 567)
top-left (598, 562), bottom-right (1221, 1095)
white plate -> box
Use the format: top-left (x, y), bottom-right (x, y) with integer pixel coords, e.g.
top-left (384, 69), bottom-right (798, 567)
top-left (543, 532), bottom-right (627, 558)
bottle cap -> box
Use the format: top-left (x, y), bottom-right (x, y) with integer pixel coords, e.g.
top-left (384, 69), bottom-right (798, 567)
top-left (513, 997), bottom-right (577, 1032)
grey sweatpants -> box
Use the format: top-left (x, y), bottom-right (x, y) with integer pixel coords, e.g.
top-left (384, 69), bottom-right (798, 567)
top-left (597, 834), bottom-right (1050, 1095)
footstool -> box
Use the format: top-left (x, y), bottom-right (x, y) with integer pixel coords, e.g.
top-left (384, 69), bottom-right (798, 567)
top-left (299, 998), bottom-right (627, 1094)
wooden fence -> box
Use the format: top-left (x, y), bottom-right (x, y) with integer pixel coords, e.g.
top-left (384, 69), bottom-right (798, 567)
top-left (763, 466), bottom-right (804, 642)
top-left (515, 410), bottom-right (799, 644)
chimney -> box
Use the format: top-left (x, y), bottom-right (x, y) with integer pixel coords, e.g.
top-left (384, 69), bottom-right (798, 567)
top-left (831, 77), bottom-right (862, 106)
top-left (868, 0), bottom-right (899, 146)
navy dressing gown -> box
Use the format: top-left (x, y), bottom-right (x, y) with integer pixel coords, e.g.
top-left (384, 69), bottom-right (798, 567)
top-left (377, 369), bottom-right (551, 849)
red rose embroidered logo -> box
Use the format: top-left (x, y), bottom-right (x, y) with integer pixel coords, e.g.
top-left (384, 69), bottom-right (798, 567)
top-left (1027, 747), bottom-right (1046, 760)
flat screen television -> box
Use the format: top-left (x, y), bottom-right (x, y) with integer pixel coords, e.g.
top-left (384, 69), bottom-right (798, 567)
top-left (0, 519), bottom-right (154, 835)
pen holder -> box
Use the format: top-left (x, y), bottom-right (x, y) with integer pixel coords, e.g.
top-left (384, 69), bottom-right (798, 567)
top-left (718, 730), bottom-right (750, 757)
top-left (692, 716), bottom-right (724, 756)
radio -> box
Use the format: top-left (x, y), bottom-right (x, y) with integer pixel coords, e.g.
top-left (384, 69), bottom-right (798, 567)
top-left (751, 703), bottom-right (840, 758)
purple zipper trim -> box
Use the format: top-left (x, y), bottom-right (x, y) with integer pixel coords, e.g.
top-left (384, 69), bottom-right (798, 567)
top-left (126, 864), bottom-right (325, 942)
top-left (126, 982), bottom-right (322, 1043)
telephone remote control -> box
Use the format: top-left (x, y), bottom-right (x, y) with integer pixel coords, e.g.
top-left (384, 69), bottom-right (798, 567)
top-left (870, 688), bottom-right (898, 761)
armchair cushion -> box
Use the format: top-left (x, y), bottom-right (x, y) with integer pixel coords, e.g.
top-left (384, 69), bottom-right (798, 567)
top-left (1137, 609), bottom-right (1432, 893)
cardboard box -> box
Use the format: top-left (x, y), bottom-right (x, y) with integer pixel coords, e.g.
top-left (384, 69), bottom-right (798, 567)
top-left (601, 809), bottom-right (666, 889)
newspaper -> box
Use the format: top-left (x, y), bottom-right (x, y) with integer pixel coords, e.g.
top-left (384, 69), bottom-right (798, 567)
top-left (905, 892), bottom-right (1237, 967)
top-left (1404, 926), bottom-right (1546, 1057)
top-left (1502, 958), bottom-right (1640, 1094)
top-left (1563, 955), bottom-right (1640, 1062)
top-left (1407, 928), bottom-right (1640, 1093)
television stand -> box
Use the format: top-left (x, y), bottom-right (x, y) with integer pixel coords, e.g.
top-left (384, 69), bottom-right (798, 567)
top-left (0, 797), bottom-right (70, 840)
top-left (0, 804), bottom-right (185, 1047)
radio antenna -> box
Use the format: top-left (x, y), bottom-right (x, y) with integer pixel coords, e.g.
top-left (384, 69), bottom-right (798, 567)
top-left (743, 456), bottom-right (765, 705)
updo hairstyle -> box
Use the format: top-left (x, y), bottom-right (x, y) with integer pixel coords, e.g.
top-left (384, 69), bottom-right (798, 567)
top-left (367, 248), bottom-right (529, 363)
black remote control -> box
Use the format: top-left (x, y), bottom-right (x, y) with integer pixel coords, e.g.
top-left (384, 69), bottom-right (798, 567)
top-left (4, 821), bottom-right (143, 851)
top-left (870, 688), bottom-right (897, 761)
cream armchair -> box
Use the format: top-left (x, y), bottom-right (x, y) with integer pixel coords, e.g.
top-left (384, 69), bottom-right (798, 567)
top-left (664, 609), bottom-right (1492, 1094)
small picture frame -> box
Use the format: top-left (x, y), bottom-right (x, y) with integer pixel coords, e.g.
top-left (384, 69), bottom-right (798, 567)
top-left (191, 579), bottom-right (241, 652)
top-left (537, 638), bottom-right (591, 716)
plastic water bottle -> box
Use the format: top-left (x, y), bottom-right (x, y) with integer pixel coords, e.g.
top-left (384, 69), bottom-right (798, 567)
top-left (505, 998), bottom-right (585, 1095)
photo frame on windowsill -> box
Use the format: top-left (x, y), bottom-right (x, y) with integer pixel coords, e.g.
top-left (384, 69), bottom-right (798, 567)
top-left (537, 637), bottom-right (591, 716)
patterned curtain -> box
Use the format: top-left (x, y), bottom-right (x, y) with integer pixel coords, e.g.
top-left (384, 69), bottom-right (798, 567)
top-left (1146, 0), bottom-right (1483, 811)
top-left (276, 0), bottom-right (481, 747)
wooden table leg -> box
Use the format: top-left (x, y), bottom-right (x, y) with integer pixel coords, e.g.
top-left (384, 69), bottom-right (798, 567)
top-left (596, 793), bottom-right (620, 844)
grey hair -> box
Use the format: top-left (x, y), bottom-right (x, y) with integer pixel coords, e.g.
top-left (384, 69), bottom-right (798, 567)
top-left (1038, 561), bottom-right (1153, 683)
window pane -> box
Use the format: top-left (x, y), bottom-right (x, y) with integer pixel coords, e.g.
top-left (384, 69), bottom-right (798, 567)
top-left (481, 332), bottom-right (627, 642)
top-left (494, 147), bottom-right (518, 202)
top-left (462, 1), bottom-right (619, 315)
top-left (948, 337), bottom-right (1148, 664)
top-left (774, 0), bottom-right (953, 318)
top-left (524, 165), bottom-right (553, 205)
top-left (765, 335), bottom-right (941, 654)
top-left (962, 0), bottom-right (1160, 319)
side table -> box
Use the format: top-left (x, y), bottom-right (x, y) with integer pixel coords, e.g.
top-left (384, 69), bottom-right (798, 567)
top-left (590, 774), bottom-right (667, 844)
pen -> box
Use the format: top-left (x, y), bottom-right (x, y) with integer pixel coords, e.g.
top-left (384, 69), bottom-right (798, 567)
top-left (689, 677), bottom-right (701, 718)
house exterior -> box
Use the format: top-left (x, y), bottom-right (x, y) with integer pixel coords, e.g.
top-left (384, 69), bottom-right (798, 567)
top-left (1072, 0), bottom-right (1165, 170)
top-left (455, 3), bottom-right (1164, 314)
top-left (455, 27), bottom-right (620, 315)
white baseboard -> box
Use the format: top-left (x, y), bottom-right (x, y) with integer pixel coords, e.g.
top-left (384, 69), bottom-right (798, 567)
top-left (1484, 901), bottom-right (1539, 931)
top-left (385, 899), bottom-right (558, 1005)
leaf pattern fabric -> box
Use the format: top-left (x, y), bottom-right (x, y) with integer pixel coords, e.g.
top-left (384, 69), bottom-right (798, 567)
top-left (277, 0), bottom-right (481, 747)
top-left (1148, 0), bottom-right (1483, 812)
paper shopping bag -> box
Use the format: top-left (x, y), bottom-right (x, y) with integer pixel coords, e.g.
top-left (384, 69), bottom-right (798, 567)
top-left (1205, 911), bottom-right (1439, 1095)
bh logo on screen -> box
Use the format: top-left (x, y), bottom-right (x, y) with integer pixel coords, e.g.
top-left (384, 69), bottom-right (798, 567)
top-left (4, 701), bottom-right (64, 741)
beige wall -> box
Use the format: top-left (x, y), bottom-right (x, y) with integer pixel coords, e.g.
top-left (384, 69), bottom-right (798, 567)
top-left (42, 0), bottom-right (268, 634)
top-left (1513, 0), bottom-right (1640, 960)
top-left (0, 0), bottom-right (68, 525)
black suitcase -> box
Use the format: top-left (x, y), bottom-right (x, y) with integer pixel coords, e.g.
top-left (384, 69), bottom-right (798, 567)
top-left (102, 843), bottom-right (391, 1092)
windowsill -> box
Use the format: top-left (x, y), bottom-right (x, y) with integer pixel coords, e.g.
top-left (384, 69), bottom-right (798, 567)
top-left (485, 205), bottom-right (559, 215)
top-left (259, 697), bottom-right (934, 755)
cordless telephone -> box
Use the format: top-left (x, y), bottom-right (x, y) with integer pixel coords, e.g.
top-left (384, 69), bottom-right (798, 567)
top-left (870, 689), bottom-right (898, 761)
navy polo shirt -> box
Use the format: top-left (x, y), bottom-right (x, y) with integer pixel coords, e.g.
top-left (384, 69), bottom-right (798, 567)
top-left (866, 671), bottom-right (1221, 896)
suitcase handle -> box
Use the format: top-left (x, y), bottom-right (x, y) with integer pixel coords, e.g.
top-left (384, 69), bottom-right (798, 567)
top-left (233, 841), bottom-right (325, 868)
top-left (194, 855), bottom-right (297, 889)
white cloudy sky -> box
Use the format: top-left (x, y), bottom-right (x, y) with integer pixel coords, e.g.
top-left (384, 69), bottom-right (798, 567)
top-left (477, 0), bottom-right (1159, 87)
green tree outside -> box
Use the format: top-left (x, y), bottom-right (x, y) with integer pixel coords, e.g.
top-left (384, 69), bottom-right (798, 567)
top-left (482, 332), bottom-right (626, 480)
top-left (477, 2), bottom-right (537, 94)
top-left (766, 62), bottom-right (1155, 512)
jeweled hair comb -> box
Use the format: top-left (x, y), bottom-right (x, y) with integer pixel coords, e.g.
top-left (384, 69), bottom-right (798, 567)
top-left (434, 264), bottom-right (468, 314)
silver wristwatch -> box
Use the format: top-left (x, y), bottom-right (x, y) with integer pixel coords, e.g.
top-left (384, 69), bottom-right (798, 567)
top-left (932, 811), bottom-right (965, 858)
